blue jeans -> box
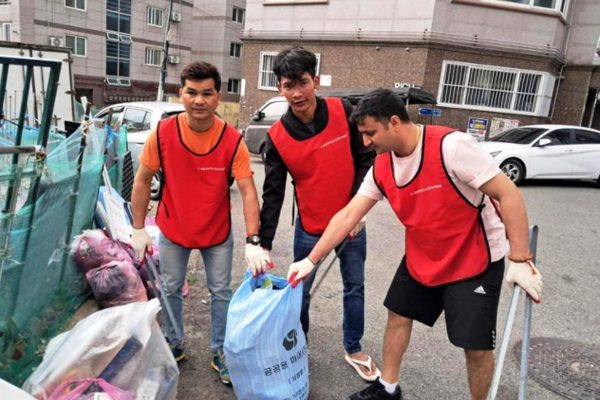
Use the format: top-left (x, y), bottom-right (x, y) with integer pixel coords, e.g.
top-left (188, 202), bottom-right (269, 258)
top-left (294, 219), bottom-right (367, 354)
top-left (159, 232), bottom-right (233, 353)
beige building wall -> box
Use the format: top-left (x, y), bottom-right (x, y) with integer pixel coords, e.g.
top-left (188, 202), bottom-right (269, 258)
top-left (241, 0), bottom-right (600, 131)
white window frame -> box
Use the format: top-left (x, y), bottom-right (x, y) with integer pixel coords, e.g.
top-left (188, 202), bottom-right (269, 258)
top-left (1, 23), bottom-right (11, 41)
top-left (64, 0), bottom-right (85, 11)
top-left (258, 51), bottom-right (321, 91)
top-left (147, 6), bottom-right (163, 27)
top-left (145, 47), bottom-right (162, 66)
top-left (437, 60), bottom-right (555, 117)
top-left (227, 79), bottom-right (240, 94)
top-left (488, 0), bottom-right (569, 14)
top-left (65, 35), bottom-right (87, 57)
top-left (232, 6), bottom-right (245, 23)
top-left (230, 42), bottom-right (242, 58)
top-left (106, 31), bottom-right (131, 86)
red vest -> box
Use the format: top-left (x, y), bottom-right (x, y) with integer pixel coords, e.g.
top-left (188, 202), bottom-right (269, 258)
top-left (269, 97), bottom-right (354, 234)
top-left (155, 116), bottom-right (241, 248)
top-left (373, 125), bottom-right (490, 286)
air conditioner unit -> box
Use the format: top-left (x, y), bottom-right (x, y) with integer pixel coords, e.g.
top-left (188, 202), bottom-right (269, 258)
top-left (168, 55), bottom-right (180, 64)
top-left (48, 36), bottom-right (64, 47)
top-left (171, 12), bottom-right (182, 22)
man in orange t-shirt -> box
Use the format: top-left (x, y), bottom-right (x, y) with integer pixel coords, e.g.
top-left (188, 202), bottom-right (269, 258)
top-left (130, 61), bottom-right (271, 386)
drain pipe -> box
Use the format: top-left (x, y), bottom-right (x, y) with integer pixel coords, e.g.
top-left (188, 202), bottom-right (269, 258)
top-left (588, 88), bottom-right (599, 127)
top-left (549, 1), bottom-right (575, 121)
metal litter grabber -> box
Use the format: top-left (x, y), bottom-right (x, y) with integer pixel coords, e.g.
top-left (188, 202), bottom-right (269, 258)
top-left (143, 252), bottom-right (183, 341)
top-left (308, 238), bottom-right (349, 297)
top-left (100, 179), bottom-right (182, 342)
top-left (488, 225), bottom-right (539, 400)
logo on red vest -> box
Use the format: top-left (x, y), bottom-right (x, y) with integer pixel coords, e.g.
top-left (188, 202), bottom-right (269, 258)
top-left (319, 134), bottom-right (348, 149)
top-left (197, 166), bottom-right (226, 172)
top-left (410, 184), bottom-right (442, 196)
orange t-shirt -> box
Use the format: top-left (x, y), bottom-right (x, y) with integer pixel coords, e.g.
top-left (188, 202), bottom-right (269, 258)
top-left (139, 113), bottom-right (253, 180)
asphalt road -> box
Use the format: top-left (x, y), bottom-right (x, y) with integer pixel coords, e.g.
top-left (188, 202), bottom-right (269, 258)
top-left (175, 157), bottom-right (600, 400)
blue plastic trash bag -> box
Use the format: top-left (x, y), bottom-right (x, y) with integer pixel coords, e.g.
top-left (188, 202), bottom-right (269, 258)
top-left (224, 272), bottom-right (309, 400)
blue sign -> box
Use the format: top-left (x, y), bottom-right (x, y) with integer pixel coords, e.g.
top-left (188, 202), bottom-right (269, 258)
top-left (418, 107), bottom-right (442, 117)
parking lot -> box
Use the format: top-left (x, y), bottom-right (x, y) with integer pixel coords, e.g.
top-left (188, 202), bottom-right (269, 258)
top-left (175, 157), bottom-right (600, 400)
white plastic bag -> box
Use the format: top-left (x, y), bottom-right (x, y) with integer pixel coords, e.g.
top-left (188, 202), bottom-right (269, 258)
top-left (23, 299), bottom-right (178, 400)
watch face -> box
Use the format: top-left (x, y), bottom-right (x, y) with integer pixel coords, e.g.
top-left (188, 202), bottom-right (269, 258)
top-left (247, 235), bottom-right (260, 245)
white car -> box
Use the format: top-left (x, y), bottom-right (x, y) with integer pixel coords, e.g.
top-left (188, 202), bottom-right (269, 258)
top-left (95, 101), bottom-right (185, 199)
top-left (479, 124), bottom-right (600, 184)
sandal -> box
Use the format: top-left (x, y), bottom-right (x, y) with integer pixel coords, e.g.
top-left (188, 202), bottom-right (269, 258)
top-left (344, 353), bottom-right (381, 382)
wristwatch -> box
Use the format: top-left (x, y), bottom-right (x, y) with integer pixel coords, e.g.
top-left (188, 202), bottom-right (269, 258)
top-left (246, 234), bottom-right (261, 246)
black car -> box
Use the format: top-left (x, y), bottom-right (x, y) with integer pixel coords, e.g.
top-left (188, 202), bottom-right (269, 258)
top-left (243, 87), bottom-right (436, 161)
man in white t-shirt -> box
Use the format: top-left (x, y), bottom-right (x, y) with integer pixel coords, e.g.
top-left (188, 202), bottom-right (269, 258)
top-left (286, 88), bottom-right (543, 400)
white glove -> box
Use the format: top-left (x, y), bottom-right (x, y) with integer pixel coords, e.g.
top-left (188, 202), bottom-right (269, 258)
top-left (506, 260), bottom-right (543, 303)
top-left (350, 216), bottom-right (367, 238)
top-left (245, 244), bottom-right (273, 276)
top-left (131, 227), bottom-right (153, 261)
top-left (287, 258), bottom-right (316, 288)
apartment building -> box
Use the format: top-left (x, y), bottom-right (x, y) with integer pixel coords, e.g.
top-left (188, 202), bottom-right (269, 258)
top-left (240, 0), bottom-right (600, 135)
top-left (0, 0), bottom-right (246, 109)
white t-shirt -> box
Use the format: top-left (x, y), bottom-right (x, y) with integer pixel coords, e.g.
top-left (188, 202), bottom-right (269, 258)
top-left (359, 128), bottom-right (509, 262)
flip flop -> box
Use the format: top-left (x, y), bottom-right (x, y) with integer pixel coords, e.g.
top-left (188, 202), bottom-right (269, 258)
top-left (344, 353), bottom-right (381, 382)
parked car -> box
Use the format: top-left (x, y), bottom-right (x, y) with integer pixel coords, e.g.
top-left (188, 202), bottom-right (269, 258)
top-left (243, 87), bottom-right (436, 161)
top-left (243, 96), bottom-right (289, 161)
top-left (95, 101), bottom-right (185, 199)
top-left (479, 124), bottom-right (600, 184)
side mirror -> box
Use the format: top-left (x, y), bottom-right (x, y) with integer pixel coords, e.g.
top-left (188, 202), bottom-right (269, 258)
top-left (252, 110), bottom-right (265, 121)
top-left (537, 138), bottom-right (552, 147)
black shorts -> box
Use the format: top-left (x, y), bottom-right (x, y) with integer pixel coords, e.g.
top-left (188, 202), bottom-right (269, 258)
top-left (384, 256), bottom-right (505, 350)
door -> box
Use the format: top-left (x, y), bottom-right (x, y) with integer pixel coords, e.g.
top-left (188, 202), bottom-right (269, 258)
top-left (527, 128), bottom-right (573, 178)
top-left (570, 129), bottom-right (600, 178)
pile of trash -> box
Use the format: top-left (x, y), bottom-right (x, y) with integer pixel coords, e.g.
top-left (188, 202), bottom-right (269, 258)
top-left (22, 299), bottom-right (179, 400)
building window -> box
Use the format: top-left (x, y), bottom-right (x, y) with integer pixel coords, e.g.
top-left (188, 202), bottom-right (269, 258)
top-left (145, 47), bottom-right (162, 66)
top-left (106, 36), bottom-right (131, 85)
top-left (259, 51), bottom-right (321, 91)
top-left (232, 6), bottom-right (245, 23)
top-left (107, 0), bottom-right (131, 34)
top-left (438, 61), bottom-right (555, 116)
top-left (65, 0), bottom-right (85, 11)
top-left (1, 23), bottom-right (10, 41)
top-left (492, 0), bottom-right (568, 13)
top-left (230, 42), bottom-right (242, 58)
top-left (65, 35), bottom-right (86, 57)
top-left (147, 7), bottom-right (163, 27)
top-left (228, 79), bottom-right (240, 94)
top-left (0, 1), bottom-right (11, 5)
top-left (106, 0), bottom-right (131, 85)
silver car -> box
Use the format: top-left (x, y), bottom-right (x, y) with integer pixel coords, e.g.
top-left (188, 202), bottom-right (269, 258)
top-left (95, 101), bottom-right (185, 199)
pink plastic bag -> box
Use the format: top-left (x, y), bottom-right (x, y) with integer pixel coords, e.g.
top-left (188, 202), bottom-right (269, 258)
top-left (85, 260), bottom-right (148, 308)
top-left (47, 378), bottom-right (133, 400)
top-left (71, 230), bottom-right (134, 274)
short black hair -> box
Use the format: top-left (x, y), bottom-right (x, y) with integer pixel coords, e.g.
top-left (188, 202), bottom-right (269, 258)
top-left (351, 88), bottom-right (411, 125)
top-left (180, 61), bottom-right (221, 91)
top-left (273, 46), bottom-right (317, 82)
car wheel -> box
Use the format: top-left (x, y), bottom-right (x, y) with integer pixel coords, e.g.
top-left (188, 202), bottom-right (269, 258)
top-left (500, 159), bottom-right (525, 184)
top-left (150, 172), bottom-right (162, 200)
top-left (260, 144), bottom-right (267, 162)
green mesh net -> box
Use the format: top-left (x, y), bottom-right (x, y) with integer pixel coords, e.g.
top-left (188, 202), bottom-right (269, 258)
top-left (0, 121), bottom-right (109, 385)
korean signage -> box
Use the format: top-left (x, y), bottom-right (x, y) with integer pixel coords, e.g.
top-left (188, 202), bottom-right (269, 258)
top-left (418, 107), bottom-right (442, 117)
top-left (466, 117), bottom-right (488, 141)
top-left (489, 118), bottom-right (520, 138)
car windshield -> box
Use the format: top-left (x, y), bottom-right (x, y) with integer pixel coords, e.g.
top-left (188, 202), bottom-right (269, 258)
top-left (490, 128), bottom-right (547, 144)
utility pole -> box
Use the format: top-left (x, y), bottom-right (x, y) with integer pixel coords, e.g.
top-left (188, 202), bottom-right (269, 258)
top-left (157, 0), bottom-right (175, 101)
